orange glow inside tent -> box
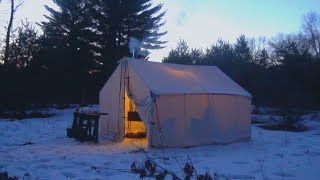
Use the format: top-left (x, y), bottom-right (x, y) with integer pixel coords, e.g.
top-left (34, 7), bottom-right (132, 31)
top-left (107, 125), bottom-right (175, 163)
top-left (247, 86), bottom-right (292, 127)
top-left (124, 89), bottom-right (147, 137)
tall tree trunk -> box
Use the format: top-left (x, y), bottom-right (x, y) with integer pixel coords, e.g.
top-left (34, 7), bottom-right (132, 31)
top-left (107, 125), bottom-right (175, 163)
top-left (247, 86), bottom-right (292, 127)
top-left (4, 0), bottom-right (14, 65)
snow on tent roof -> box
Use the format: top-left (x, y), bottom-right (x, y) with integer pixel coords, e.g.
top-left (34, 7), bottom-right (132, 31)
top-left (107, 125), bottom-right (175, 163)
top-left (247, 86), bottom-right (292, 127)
top-left (127, 58), bottom-right (251, 97)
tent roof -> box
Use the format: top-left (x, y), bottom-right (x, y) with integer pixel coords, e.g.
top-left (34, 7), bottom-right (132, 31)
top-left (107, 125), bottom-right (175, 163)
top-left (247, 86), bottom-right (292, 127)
top-left (126, 58), bottom-right (251, 97)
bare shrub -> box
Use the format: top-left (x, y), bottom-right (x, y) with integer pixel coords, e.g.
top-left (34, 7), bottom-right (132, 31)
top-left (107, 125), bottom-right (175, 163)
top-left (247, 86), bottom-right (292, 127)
top-left (260, 109), bottom-right (308, 132)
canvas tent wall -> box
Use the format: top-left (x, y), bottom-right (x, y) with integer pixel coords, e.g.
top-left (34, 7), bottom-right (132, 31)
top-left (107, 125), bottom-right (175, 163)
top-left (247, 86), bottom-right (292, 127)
top-left (99, 58), bottom-right (252, 148)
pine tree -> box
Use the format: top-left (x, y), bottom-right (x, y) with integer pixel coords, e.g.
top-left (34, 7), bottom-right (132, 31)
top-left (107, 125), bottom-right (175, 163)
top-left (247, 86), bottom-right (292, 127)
top-left (40, 0), bottom-right (96, 103)
top-left (204, 40), bottom-right (235, 73)
top-left (234, 35), bottom-right (252, 62)
top-left (254, 48), bottom-right (269, 68)
top-left (89, 0), bottom-right (167, 75)
top-left (40, 0), bottom-right (167, 103)
top-left (162, 40), bottom-right (203, 65)
top-left (7, 20), bottom-right (40, 69)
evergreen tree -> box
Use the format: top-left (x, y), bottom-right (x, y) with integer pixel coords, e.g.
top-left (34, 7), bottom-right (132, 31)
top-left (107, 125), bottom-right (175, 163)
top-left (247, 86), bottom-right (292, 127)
top-left (253, 48), bottom-right (269, 68)
top-left (234, 35), bottom-right (252, 62)
top-left (40, 0), bottom-right (167, 103)
top-left (89, 0), bottom-right (167, 76)
top-left (1, 20), bottom-right (42, 110)
top-left (40, 0), bottom-right (97, 103)
top-left (204, 40), bottom-right (235, 73)
top-left (163, 40), bottom-right (204, 65)
top-left (7, 20), bottom-right (40, 69)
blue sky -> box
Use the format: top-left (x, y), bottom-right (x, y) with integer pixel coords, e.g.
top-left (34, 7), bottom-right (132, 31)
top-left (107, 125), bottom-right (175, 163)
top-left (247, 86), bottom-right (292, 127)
top-left (1, 0), bottom-right (320, 61)
top-left (150, 0), bottom-right (320, 61)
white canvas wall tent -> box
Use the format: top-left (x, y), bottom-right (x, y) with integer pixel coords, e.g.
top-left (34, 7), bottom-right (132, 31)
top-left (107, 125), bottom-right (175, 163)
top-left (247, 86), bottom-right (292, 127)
top-left (99, 57), bottom-right (252, 148)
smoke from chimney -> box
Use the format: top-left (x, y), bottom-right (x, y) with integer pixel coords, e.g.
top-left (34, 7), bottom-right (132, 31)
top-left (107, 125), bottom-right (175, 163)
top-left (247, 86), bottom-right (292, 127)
top-left (129, 37), bottom-right (142, 58)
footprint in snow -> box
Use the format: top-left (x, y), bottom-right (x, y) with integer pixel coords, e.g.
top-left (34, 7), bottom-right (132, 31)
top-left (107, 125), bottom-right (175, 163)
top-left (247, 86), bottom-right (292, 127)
top-left (35, 163), bottom-right (50, 169)
top-left (72, 161), bottom-right (87, 166)
top-left (274, 153), bottom-right (284, 158)
top-left (227, 174), bottom-right (256, 179)
top-left (291, 153), bottom-right (305, 157)
top-left (309, 151), bottom-right (320, 157)
top-left (16, 166), bottom-right (27, 172)
top-left (232, 161), bottom-right (249, 165)
top-left (119, 159), bottom-right (130, 164)
top-left (81, 166), bottom-right (102, 174)
top-left (103, 161), bottom-right (111, 166)
top-left (61, 171), bottom-right (77, 178)
top-left (103, 171), bottom-right (117, 177)
top-left (37, 158), bottom-right (51, 163)
top-left (298, 144), bottom-right (310, 148)
top-left (292, 150), bottom-right (319, 157)
top-left (202, 151), bottom-right (210, 157)
top-left (273, 171), bottom-right (295, 178)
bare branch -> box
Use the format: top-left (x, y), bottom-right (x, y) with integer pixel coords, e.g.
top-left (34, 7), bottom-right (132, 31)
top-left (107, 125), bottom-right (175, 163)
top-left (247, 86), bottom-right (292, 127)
top-left (13, 0), bottom-right (24, 12)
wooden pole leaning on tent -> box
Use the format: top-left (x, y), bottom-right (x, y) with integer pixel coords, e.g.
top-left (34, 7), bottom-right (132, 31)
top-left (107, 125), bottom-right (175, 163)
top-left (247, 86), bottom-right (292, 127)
top-left (152, 92), bottom-right (167, 163)
top-left (117, 61), bottom-right (125, 139)
top-left (126, 62), bottom-right (132, 133)
top-left (123, 61), bottom-right (128, 138)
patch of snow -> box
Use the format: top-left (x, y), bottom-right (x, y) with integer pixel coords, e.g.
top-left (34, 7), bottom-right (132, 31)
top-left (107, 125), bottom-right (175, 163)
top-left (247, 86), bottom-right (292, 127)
top-left (0, 108), bottom-right (319, 179)
top-left (78, 105), bottom-right (99, 114)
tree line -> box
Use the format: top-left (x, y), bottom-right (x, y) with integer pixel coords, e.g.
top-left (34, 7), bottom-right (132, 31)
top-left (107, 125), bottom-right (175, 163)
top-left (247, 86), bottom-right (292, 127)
top-left (1, 0), bottom-right (319, 111)
top-left (0, 0), bottom-right (166, 111)
top-left (163, 12), bottom-right (320, 109)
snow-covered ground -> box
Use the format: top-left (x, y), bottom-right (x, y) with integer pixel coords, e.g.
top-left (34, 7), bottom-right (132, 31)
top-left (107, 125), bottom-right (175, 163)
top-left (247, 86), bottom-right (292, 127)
top-left (0, 107), bottom-right (320, 179)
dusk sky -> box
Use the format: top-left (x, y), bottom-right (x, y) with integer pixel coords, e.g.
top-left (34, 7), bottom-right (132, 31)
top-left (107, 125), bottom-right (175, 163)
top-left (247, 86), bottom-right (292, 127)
top-left (1, 0), bottom-right (320, 62)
